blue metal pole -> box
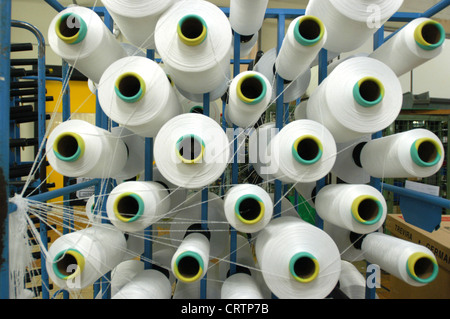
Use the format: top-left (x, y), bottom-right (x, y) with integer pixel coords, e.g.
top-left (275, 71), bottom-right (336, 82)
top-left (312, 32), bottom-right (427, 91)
top-left (382, 183), bottom-right (450, 209)
top-left (273, 14), bottom-right (286, 220)
top-left (27, 179), bottom-right (101, 203)
top-left (61, 60), bottom-right (71, 300)
top-left (229, 33), bottom-right (241, 277)
top-left (143, 49), bottom-right (155, 271)
top-left (421, 0), bottom-right (450, 18)
top-left (0, 0), bottom-right (11, 300)
top-left (314, 49), bottom-right (328, 229)
top-left (43, 0), bottom-right (65, 12)
top-left (200, 93), bottom-right (210, 299)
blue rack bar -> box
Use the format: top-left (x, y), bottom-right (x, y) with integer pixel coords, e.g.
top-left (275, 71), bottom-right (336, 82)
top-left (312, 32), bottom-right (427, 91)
top-left (229, 32), bottom-right (241, 279)
top-left (382, 183), bottom-right (450, 210)
top-left (27, 179), bottom-right (101, 203)
top-left (422, 0), bottom-right (450, 18)
top-left (314, 49), bottom-right (328, 230)
top-left (43, 0), bottom-right (65, 12)
top-left (0, 0), bottom-right (11, 300)
top-left (143, 49), bottom-right (155, 271)
top-left (61, 61), bottom-right (71, 300)
top-left (273, 12), bottom-right (286, 220)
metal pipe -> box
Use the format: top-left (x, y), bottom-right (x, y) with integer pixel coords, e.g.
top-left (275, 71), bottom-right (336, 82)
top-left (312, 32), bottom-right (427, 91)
top-left (27, 179), bottom-right (100, 203)
top-left (0, 0), bottom-right (11, 300)
top-left (43, 0), bottom-right (65, 12)
top-left (382, 183), bottom-right (450, 209)
top-left (421, 0), bottom-right (450, 18)
top-left (273, 14), bottom-right (286, 221)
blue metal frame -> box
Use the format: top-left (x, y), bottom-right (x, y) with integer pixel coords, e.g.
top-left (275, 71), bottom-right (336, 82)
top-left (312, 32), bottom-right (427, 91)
top-left (0, 0), bottom-right (12, 300)
top-left (0, 0), bottom-right (449, 300)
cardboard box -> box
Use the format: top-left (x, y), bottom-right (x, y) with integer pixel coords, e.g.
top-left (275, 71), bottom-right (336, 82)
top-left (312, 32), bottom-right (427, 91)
top-left (385, 214), bottom-right (450, 299)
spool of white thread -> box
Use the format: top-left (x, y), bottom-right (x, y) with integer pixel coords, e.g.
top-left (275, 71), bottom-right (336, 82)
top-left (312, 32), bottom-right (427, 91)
top-left (362, 232), bottom-right (439, 287)
top-left (110, 259), bottom-right (145, 296)
top-left (359, 128), bottom-right (445, 178)
top-left (254, 48), bottom-right (311, 103)
top-left (275, 15), bottom-right (327, 82)
top-left (221, 273), bottom-right (264, 299)
top-left (223, 184), bottom-right (273, 233)
top-left (171, 232), bottom-right (210, 283)
top-left (111, 127), bottom-right (145, 182)
top-left (268, 119), bottom-right (337, 184)
top-left (153, 113), bottom-right (230, 189)
top-left (332, 135), bottom-right (371, 184)
top-left (112, 269), bottom-right (172, 299)
top-left (98, 56), bottom-right (182, 138)
top-left (106, 181), bottom-right (171, 233)
top-left (370, 18), bottom-right (446, 77)
top-left (226, 71), bottom-right (272, 128)
top-left (315, 184), bottom-right (387, 234)
top-left (46, 225), bottom-right (127, 290)
top-left (155, 0), bottom-right (232, 95)
top-left (339, 260), bottom-right (367, 299)
top-left (305, 0), bottom-right (403, 53)
top-left (229, 0), bottom-right (268, 36)
top-left (102, 0), bottom-right (176, 50)
top-left (48, 5), bottom-right (127, 84)
top-left (46, 119), bottom-right (128, 178)
top-left (306, 57), bottom-right (403, 143)
top-left (169, 191), bottom-right (228, 258)
top-left (255, 216), bottom-right (341, 299)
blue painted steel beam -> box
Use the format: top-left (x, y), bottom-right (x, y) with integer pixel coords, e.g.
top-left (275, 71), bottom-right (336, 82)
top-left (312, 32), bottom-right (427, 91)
top-left (143, 49), bottom-right (155, 271)
top-left (314, 49), bottom-right (328, 230)
top-left (273, 14), bottom-right (286, 220)
top-left (382, 183), bottom-right (450, 209)
top-left (43, 0), bottom-right (65, 12)
top-left (27, 179), bottom-right (101, 203)
top-left (0, 0), bottom-right (11, 300)
top-left (421, 0), bottom-right (450, 18)
top-left (229, 33), bottom-right (240, 278)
